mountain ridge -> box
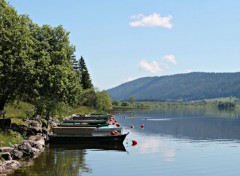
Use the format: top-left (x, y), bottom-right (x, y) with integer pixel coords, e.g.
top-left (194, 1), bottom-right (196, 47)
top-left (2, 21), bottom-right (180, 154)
top-left (107, 72), bottom-right (240, 101)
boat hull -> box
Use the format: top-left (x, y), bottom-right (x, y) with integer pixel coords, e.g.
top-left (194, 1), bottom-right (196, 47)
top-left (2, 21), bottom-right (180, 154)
top-left (48, 133), bottom-right (128, 144)
top-left (53, 127), bottom-right (96, 135)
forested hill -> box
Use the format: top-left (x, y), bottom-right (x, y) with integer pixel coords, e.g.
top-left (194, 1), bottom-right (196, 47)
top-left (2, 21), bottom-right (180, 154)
top-left (107, 72), bottom-right (240, 101)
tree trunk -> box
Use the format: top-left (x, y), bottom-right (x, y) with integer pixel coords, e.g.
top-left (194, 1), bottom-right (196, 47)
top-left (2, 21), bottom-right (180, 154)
top-left (0, 100), bottom-right (6, 118)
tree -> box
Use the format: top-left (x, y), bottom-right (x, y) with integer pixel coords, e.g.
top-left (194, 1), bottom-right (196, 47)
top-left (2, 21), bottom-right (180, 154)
top-left (129, 96), bottom-right (135, 106)
top-left (28, 24), bottom-right (82, 118)
top-left (95, 90), bottom-right (112, 111)
top-left (0, 1), bottom-right (34, 111)
top-left (78, 56), bottom-right (93, 90)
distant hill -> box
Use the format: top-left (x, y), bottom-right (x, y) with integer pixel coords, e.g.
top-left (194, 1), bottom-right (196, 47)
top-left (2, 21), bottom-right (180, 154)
top-left (107, 72), bottom-right (240, 101)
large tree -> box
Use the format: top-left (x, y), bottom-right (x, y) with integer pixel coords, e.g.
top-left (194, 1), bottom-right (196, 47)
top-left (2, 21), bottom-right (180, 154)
top-left (0, 1), bottom-right (34, 111)
top-left (78, 56), bottom-right (93, 90)
top-left (29, 24), bottom-right (82, 117)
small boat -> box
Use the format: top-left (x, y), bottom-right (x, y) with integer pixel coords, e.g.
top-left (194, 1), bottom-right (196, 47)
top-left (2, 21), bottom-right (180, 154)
top-left (53, 125), bottom-right (122, 135)
top-left (58, 122), bottom-right (109, 128)
top-left (71, 114), bottom-right (113, 120)
top-left (62, 119), bottom-right (108, 124)
top-left (53, 126), bottom-right (96, 135)
top-left (48, 133), bottom-right (128, 144)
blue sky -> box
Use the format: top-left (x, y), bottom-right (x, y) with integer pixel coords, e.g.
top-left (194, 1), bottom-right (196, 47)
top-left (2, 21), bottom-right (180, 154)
top-left (8, 0), bottom-right (240, 90)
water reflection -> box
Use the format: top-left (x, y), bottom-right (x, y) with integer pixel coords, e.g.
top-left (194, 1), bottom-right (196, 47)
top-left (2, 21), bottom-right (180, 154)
top-left (11, 143), bottom-right (126, 176)
top-left (115, 108), bottom-right (240, 141)
top-left (138, 137), bottom-right (176, 161)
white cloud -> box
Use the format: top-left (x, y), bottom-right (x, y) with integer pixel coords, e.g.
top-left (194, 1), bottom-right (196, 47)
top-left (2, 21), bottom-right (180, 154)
top-left (138, 59), bottom-right (164, 74)
top-left (130, 13), bottom-right (173, 28)
top-left (138, 137), bottom-right (176, 161)
top-left (162, 55), bottom-right (177, 64)
top-left (123, 76), bottom-right (137, 83)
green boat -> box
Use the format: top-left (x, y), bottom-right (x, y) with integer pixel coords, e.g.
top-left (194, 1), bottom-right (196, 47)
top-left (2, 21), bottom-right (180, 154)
top-left (72, 114), bottom-right (113, 120)
top-left (58, 122), bottom-right (109, 128)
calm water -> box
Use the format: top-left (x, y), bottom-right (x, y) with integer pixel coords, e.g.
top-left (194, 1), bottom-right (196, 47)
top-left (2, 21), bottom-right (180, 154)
top-left (11, 108), bottom-right (240, 176)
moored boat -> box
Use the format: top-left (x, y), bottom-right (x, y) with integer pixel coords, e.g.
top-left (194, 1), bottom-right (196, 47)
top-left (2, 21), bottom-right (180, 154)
top-left (48, 133), bottom-right (128, 144)
top-left (71, 114), bottom-right (113, 120)
top-left (53, 125), bottom-right (122, 135)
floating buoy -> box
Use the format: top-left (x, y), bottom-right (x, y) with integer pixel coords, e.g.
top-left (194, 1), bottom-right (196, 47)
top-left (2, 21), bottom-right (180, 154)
top-left (116, 123), bottom-right (121, 127)
top-left (124, 116), bottom-right (126, 119)
top-left (111, 130), bottom-right (118, 135)
top-left (130, 125), bottom-right (134, 129)
top-left (131, 140), bottom-right (138, 146)
top-left (141, 124), bottom-right (144, 129)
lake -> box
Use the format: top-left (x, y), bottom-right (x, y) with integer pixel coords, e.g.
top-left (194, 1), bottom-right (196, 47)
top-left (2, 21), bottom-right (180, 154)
top-left (10, 108), bottom-right (240, 176)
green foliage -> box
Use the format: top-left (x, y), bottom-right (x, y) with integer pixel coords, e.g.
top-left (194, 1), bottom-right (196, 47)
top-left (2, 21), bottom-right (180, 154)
top-left (78, 89), bottom-right (96, 107)
top-left (108, 72), bottom-right (240, 101)
top-left (95, 90), bottom-right (112, 111)
top-left (121, 101), bottom-right (129, 106)
top-left (0, 1), bottom-right (100, 119)
top-left (129, 96), bottom-right (135, 105)
top-left (27, 24), bottom-right (82, 118)
top-left (78, 56), bottom-right (93, 90)
top-left (217, 102), bottom-right (235, 109)
top-left (112, 100), bottom-right (119, 106)
top-left (0, 1), bottom-right (35, 110)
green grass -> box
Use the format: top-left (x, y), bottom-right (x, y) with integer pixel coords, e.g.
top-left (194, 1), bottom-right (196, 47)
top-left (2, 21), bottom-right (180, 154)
top-left (5, 101), bottom-right (35, 118)
top-left (0, 130), bottom-right (24, 147)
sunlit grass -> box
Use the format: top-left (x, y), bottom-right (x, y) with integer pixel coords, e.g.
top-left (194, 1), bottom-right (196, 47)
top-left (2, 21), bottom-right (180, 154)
top-left (5, 101), bottom-right (34, 118)
top-left (0, 130), bottom-right (24, 147)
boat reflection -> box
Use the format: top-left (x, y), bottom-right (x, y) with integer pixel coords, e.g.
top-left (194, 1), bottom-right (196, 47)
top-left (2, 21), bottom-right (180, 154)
top-left (48, 143), bottom-right (127, 152)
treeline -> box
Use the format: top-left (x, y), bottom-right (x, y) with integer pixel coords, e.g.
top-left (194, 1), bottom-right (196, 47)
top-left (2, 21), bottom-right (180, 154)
top-left (108, 72), bottom-right (240, 101)
top-left (0, 1), bottom-right (112, 118)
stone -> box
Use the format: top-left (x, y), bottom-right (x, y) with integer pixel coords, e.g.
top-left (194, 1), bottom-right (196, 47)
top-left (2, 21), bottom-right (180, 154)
top-left (1, 152), bottom-right (12, 161)
top-left (10, 150), bottom-right (23, 160)
top-left (27, 127), bottom-right (42, 136)
top-left (29, 135), bottom-right (45, 147)
top-left (28, 120), bottom-right (42, 128)
top-left (2, 160), bottom-right (20, 171)
top-left (27, 140), bottom-right (44, 152)
top-left (42, 127), bottom-right (48, 135)
top-left (17, 141), bottom-right (34, 157)
top-left (0, 147), bottom-right (13, 153)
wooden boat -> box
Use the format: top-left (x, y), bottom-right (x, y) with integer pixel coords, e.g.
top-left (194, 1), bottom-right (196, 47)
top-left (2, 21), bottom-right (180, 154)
top-left (48, 133), bottom-right (128, 144)
top-left (58, 123), bottom-right (109, 128)
top-left (53, 126), bottom-right (96, 135)
top-left (53, 125), bottom-right (122, 135)
top-left (62, 119), bottom-right (108, 124)
top-left (71, 114), bottom-right (113, 120)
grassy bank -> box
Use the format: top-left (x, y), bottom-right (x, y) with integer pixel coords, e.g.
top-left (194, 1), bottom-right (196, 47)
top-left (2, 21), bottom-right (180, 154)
top-left (113, 97), bottom-right (240, 111)
top-left (0, 102), bottom-right (97, 147)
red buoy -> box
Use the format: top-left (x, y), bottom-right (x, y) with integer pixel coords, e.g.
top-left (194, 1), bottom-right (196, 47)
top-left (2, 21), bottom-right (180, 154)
top-left (116, 123), bottom-right (121, 127)
top-left (130, 125), bottom-right (134, 129)
top-left (141, 124), bottom-right (144, 129)
top-left (131, 140), bottom-right (138, 146)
